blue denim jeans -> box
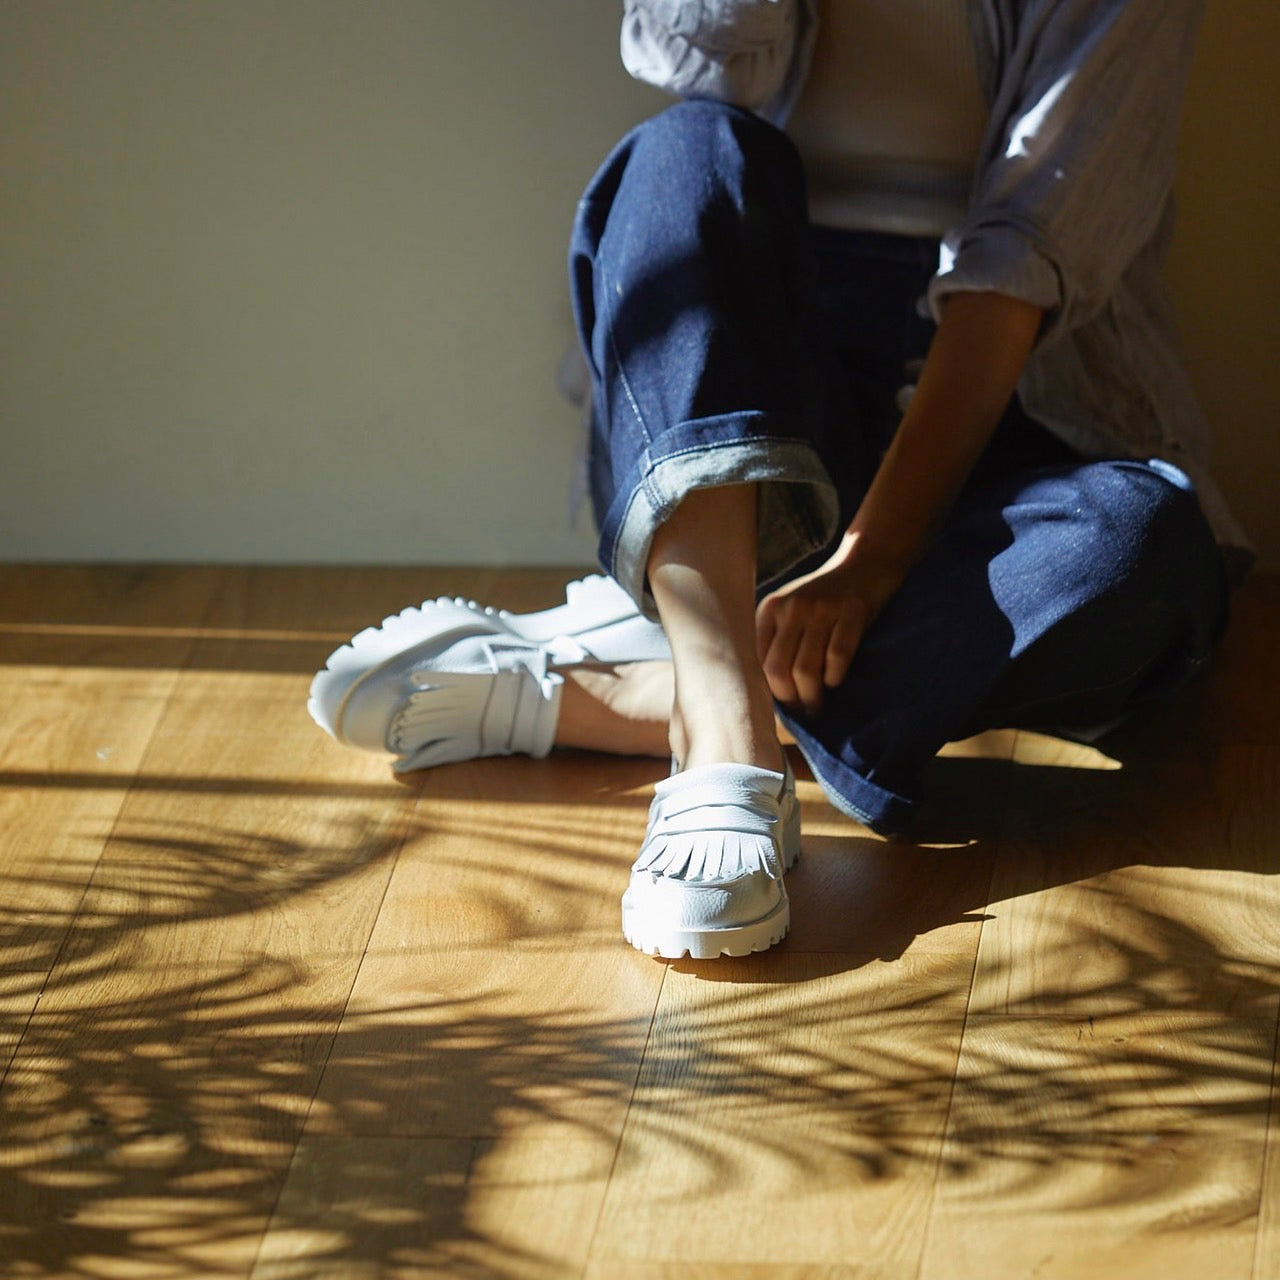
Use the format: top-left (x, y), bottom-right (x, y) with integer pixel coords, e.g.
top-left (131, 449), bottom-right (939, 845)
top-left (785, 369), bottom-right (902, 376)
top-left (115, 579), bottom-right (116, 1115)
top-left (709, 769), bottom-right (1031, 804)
top-left (569, 100), bottom-right (1228, 833)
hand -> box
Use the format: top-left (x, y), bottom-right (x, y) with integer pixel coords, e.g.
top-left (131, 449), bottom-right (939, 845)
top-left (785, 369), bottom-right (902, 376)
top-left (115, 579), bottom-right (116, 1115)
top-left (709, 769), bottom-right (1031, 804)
top-left (754, 291), bottom-right (1044, 716)
top-left (755, 537), bottom-right (905, 716)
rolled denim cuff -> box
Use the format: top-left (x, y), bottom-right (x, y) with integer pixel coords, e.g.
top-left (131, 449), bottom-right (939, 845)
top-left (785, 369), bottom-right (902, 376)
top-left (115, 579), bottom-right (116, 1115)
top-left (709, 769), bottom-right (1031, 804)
top-left (605, 428), bottom-right (840, 618)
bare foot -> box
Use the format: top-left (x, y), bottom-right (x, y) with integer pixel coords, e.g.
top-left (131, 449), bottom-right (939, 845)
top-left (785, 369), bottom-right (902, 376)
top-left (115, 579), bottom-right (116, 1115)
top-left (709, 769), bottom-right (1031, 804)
top-left (555, 660), bottom-right (673, 757)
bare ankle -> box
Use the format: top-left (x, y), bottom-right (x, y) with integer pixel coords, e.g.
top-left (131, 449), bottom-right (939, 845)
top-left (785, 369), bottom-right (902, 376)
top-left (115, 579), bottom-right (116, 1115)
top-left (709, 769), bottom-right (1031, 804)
top-left (672, 675), bottom-right (783, 773)
top-left (555, 662), bottom-right (672, 757)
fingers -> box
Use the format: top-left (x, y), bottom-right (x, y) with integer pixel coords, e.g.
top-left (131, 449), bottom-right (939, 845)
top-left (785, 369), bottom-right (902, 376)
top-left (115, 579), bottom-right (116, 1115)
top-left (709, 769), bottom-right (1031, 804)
top-left (791, 613), bottom-right (833, 715)
top-left (756, 596), bottom-right (801, 707)
top-left (757, 590), bottom-right (861, 716)
top-left (823, 614), bottom-right (862, 691)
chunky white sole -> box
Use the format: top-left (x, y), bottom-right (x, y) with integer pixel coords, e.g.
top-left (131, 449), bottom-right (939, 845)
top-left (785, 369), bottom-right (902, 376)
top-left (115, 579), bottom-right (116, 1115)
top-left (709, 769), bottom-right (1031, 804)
top-left (622, 891), bottom-right (791, 959)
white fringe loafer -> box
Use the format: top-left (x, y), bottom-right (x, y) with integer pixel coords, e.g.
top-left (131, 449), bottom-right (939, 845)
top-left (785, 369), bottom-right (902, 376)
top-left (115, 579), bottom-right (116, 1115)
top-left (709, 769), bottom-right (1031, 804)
top-left (308, 575), bottom-right (670, 772)
top-left (622, 762), bottom-right (800, 960)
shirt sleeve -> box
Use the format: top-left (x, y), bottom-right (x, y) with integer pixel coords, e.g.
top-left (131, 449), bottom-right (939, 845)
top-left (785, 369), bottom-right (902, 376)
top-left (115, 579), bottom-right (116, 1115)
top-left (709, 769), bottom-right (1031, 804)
top-left (929, 0), bottom-right (1205, 342)
top-left (620, 0), bottom-right (800, 118)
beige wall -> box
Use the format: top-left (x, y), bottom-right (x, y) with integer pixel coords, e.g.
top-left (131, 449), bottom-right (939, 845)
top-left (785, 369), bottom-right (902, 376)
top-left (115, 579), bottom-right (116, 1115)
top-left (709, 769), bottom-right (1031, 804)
top-left (0, 1), bottom-right (661, 566)
top-left (1166, 1), bottom-right (1280, 571)
top-left (2, 2), bottom-right (1276, 568)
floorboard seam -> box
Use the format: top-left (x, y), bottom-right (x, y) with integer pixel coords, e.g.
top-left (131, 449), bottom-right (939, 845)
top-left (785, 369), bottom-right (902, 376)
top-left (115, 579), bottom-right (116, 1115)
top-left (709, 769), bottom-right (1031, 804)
top-left (910, 751), bottom-right (1007, 1280)
top-left (1249, 987), bottom-right (1280, 1280)
top-left (579, 951), bottom-right (670, 1277)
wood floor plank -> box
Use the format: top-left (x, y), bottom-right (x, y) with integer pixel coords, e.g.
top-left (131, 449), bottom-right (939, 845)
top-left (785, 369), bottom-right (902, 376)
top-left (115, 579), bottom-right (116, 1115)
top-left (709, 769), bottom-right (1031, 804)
top-left (253, 1135), bottom-right (613, 1280)
top-left (83, 670), bottom-right (414, 966)
top-left (0, 972), bottom-right (43, 1084)
top-left (0, 568), bottom-right (228, 973)
top-left (923, 728), bottom-right (1279, 1277)
top-left (0, 564), bottom-right (228, 667)
top-left (306, 942), bottom-right (665, 1144)
top-left (588, 953), bottom-right (973, 1273)
top-left (788, 776), bottom-right (998, 957)
top-left (188, 565), bottom-right (536, 674)
top-left (362, 753), bottom-right (663, 953)
top-left (59, 568), bottom-right (426, 970)
top-left (583, 1268), bottom-right (874, 1280)
top-left (917, 1010), bottom-right (1274, 1280)
top-left (0, 957), bottom-right (360, 1278)
top-left (0, 567), bottom-right (432, 1277)
top-left (968, 739), bottom-right (1280, 1018)
top-left (0, 665), bottom-right (179, 973)
top-left (777, 730), bottom-right (1014, 957)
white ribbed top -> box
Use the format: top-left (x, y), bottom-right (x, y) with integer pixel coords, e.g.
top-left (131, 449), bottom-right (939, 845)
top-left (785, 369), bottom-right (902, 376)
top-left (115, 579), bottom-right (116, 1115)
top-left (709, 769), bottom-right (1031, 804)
top-left (786, 0), bottom-right (989, 236)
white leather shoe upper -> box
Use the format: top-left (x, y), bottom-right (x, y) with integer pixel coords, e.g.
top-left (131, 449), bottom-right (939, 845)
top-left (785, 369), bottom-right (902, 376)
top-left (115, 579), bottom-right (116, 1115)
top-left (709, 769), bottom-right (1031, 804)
top-left (623, 762), bottom-right (800, 960)
top-left (308, 575), bottom-right (669, 770)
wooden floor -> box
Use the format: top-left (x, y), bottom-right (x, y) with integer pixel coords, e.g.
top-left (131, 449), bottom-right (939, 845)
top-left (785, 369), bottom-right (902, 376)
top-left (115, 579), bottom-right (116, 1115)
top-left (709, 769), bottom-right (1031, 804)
top-left (0, 564), bottom-right (1276, 1279)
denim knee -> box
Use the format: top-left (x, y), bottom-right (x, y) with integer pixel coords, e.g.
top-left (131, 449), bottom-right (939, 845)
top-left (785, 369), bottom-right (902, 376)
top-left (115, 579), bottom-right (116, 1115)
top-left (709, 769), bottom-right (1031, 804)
top-left (777, 456), bottom-right (1228, 834)
top-left (1071, 459), bottom-right (1225, 608)
top-left (620, 97), bottom-right (802, 183)
top-left (988, 460), bottom-right (1218, 617)
top-left (1092, 458), bottom-right (1228, 655)
top-left (982, 457), bottom-right (1228, 728)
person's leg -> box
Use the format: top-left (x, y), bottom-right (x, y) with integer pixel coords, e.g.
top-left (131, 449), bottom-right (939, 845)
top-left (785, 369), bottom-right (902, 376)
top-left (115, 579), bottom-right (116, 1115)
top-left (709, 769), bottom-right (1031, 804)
top-left (646, 484), bottom-right (784, 773)
top-left (312, 103), bottom-right (879, 784)
top-left (570, 98), bottom-right (844, 617)
top-left (571, 99), bottom-right (854, 955)
top-left (553, 482), bottom-right (785, 772)
top-left (621, 482), bottom-right (801, 957)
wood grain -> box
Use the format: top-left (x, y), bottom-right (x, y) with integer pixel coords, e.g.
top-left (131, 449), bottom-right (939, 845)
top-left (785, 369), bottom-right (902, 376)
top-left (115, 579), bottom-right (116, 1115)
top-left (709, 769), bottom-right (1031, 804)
top-left (590, 953), bottom-right (973, 1273)
top-left (918, 1011), bottom-right (1273, 1280)
top-left (255, 1135), bottom-right (613, 1280)
top-left (0, 567), bottom-right (226, 972)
